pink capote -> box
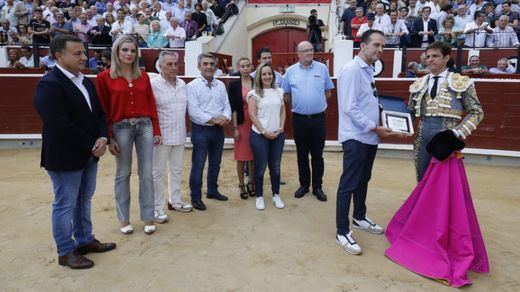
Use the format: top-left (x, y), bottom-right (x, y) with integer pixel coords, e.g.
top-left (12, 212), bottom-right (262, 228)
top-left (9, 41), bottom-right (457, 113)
top-left (385, 154), bottom-right (490, 287)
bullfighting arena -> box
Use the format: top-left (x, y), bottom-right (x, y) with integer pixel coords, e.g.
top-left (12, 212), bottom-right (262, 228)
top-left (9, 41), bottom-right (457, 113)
top-left (1, 148), bottom-right (519, 291)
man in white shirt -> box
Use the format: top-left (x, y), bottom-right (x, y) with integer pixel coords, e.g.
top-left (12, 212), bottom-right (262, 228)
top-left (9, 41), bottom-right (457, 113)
top-left (18, 45), bottom-right (35, 68)
top-left (469, 0), bottom-right (486, 18)
top-left (357, 13), bottom-right (382, 38)
top-left (0, 0), bottom-right (17, 26)
top-left (384, 10), bottom-right (409, 46)
top-left (160, 10), bottom-right (173, 31)
top-left (103, 3), bottom-right (117, 19)
top-left (172, 0), bottom-right (188, 23)
top-left (425, 0), bottom-right (441, 22)
top-left (454, 5), bottom-right (472, 31)
top-left (488, 15), bottom-right (520, 47)
top-left (110, 9), bottom-right (133, 41)
top-left (489, 57), bottom-right (515, 73)
top-left (464, 10), bottom-right (493, 47)
top-left (374, 3), bottom-right (391, 28)
top-left (187, 53), bottom-right (232, 211)
top-left (165, 17), bottom-right (186, 48)
top-left (151, 51), bottom-right (193, 224)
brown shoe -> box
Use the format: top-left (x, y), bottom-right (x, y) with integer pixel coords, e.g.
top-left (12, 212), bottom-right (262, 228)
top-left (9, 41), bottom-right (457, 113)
top-left (76, 238), bottom-right (117, 255)
top-left (58, 250), bottom-right (94, 269)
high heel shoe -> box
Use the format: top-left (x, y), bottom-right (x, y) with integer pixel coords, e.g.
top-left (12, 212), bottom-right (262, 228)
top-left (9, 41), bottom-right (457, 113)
top-left (246, 182), bottom-right (256, 197)
top-left (239, 184), bottom-right (248, 200)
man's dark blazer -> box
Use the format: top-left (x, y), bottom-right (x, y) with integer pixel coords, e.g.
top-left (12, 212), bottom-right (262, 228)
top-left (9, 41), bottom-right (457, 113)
top-left (412, 18), bottom-right (438, 47)
top-left (227, 76), bottom-right (253, 126)
top-left (89, 25), bottom-right (112, 46)
top-left (34, 66), bottom-right (108, 171)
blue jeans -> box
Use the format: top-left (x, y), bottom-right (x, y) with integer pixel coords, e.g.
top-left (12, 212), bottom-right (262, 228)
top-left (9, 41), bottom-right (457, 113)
top-left (47, 158), bottom-right (97, 256)
top-left (336, 140), bottom-right (377, 235)
top-left (112, 118), bottom-right (154, 222)
top-left (249, 131), bottom-right (285, 197)
top-left (189, 123), bottom-right (224, 200)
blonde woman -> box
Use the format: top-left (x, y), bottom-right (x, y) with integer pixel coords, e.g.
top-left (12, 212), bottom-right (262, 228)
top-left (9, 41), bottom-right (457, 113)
top-left (96, 36), bottom-right (162, 235)
top-left (247, 63), bottom-right (286, 210)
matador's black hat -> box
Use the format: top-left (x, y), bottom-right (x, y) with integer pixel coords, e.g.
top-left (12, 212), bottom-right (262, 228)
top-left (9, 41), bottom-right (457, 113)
top-left (426, 130), bottom-right (465, 161)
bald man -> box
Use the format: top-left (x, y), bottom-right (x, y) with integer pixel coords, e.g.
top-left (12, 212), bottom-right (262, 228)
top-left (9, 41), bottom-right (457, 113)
top-left (281, 41), bottom-right (334, 202)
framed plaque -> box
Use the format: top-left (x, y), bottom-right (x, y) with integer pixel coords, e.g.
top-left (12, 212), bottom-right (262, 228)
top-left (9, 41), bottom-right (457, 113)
top-left (381, 110), bottom-right (414, 134)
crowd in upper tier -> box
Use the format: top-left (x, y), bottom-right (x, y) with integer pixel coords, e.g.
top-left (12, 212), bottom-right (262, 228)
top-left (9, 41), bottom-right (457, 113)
top-left (0, 0), bottom-right (239, 48)
top-left (336, 0), bottom-right (519, 48)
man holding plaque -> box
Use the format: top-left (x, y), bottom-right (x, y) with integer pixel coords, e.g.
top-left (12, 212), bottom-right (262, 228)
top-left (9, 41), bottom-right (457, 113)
top-left (408, 41), bottom-right (484, 181)
top-left (335, 30), bottom-right (405, 255)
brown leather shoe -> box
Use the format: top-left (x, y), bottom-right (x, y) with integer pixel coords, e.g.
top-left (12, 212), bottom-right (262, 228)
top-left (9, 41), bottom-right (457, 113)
top-left (76, 238), bottom-right (117, 255)
top-left (58, 250), bottom-right (94, 269)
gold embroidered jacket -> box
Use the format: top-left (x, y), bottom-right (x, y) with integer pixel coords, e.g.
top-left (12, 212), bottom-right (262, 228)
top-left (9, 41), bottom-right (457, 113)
top-left (408, 72), bottom-right (484, 139)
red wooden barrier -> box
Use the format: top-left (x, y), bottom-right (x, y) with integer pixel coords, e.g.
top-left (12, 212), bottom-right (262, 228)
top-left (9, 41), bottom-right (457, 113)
top-left (1, 76), bottom-right (519, 151)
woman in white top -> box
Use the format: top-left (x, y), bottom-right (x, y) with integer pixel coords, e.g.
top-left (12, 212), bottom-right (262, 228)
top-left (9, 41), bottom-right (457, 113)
top-left (247, 63), bottom-right (286, 211)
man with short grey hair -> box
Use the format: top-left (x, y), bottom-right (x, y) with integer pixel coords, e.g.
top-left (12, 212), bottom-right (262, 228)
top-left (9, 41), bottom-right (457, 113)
top-left (488, 15), bottom-right (520, 47)
top-left (151, 51), bottom-right (193, 223)
top-left (187, 53), bottom-right (231, 211)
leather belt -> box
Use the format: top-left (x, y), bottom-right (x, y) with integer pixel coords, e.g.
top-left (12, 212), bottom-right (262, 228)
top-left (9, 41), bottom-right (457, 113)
top-left (293, 112), bottom-right (326, 119)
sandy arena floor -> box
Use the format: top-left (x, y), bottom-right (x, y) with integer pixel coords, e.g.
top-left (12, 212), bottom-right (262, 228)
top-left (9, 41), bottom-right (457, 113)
top-left (0, 148), bottom-right (519, 291)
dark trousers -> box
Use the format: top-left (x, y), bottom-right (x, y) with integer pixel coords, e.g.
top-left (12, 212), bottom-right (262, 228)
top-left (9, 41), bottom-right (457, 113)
top-left (189, 123), bottom-right (224, 200)
top-left (249, 131), bottom-right (285, 197)
top-left (292, 113), bottom-right (326, 189)
top-left (336, 139), bottom-right (377, 235)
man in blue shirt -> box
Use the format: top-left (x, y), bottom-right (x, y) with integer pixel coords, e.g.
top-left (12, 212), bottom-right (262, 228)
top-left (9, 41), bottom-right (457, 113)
top-left (282, 41), bottom-right (334, 202)
top-left (187, 53), bottom-right (232, 211)
top-left (335, 30), bottom-right (405, 255)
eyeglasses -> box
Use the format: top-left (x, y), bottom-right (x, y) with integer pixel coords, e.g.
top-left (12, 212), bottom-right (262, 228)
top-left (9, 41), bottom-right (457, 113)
top-left (298, 48), bottom-right (314, 53)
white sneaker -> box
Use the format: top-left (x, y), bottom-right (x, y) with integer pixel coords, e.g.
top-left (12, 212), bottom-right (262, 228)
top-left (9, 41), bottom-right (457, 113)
top-left (170, 201), bottom-right (193, 212)
top-left (144, 224), bottom-right (156, 235)
top-left (352, 217), bottom-right (384, 234)
top-left (336, 232), bottom-right (362, 255)
top-left (272, 194), bottom-right (285, 209)
top-left (154, 210), bottom-right (169, 224)
top-left (256, 197), bottom-right (265, 210)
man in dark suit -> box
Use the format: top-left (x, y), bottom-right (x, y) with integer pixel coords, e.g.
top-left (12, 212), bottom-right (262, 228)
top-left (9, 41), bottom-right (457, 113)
top-left (33, 35), bottom-right (116, 270)
top-left (412, 6), bottom-right (438, 47)
top-left (89, 16), bottom-right (112, 46)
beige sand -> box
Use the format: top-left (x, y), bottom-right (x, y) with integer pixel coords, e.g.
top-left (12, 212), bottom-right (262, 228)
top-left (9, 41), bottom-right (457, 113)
top-left (0, 148), bottom-right (519, 291)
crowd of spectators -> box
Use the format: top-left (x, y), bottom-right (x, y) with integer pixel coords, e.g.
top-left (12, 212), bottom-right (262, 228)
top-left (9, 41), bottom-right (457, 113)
top-left (337, 0), bottom-right (520, 48)
top-left (0, 0), bottom-right (239, 49)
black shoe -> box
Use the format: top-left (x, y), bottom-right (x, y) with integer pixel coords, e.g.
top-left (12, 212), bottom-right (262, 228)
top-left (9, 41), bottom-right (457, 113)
top-left (206, 192), bottom-right (228, 201)
top-left (280, 180), bottom-right (286, 185)
top-left (294, 186), bottom-right (309, 198)
top-left (191, 199), bottom-right (207, 211)
top-left (313, 188), bottom-right (327, 202)
top-left (76, 238), bottom-right (117, 255)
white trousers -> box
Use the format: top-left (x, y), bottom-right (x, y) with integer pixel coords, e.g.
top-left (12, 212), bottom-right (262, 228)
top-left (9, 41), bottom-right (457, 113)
top-left (153, 144), bottom-right (185, 212)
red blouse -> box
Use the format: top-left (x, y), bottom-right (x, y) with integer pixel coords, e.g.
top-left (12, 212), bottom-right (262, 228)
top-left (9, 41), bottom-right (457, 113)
top-left (351, 16), bottom-right (367, 43)
top-left (96, 69), bottom-right (161, 137)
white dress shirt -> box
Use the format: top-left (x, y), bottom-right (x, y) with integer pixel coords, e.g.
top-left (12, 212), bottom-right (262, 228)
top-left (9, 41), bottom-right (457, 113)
top-left (187, 76), bottom-right (231, 126)
top-left (464, 21), bottom-right (490, 47)
top-left (56, 64), bottom-right (91, 111)
top-left (165, 25), bottom-right (186, 48)
top-left (427, 69), bottom-right (448, 97)
top-left (151, 74), bottom-right (187, 145)
top-left (110, 20), bottom-right (133, 38)
top-left (383, 19), bottom-right (409, 45)
top-left (375, 13), bottom-right (391, 28)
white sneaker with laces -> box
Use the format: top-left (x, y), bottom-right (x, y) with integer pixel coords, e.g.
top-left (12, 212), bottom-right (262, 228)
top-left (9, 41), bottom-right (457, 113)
top-left (256, 196), bottom-right (265, 210)
top-left (154, 210), bottom-right (169, 224)
top-left (171, 201), bottom-right (193, 212)
top-left (336, 231), bottom-right (362, 255)
top-left (272, 194), bottom-right (285, 209)
top-left (352, 217), bottom-right (384, 234)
